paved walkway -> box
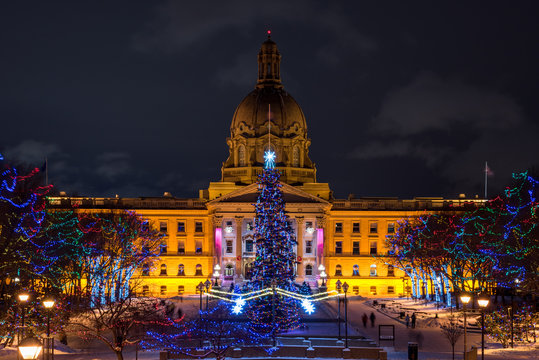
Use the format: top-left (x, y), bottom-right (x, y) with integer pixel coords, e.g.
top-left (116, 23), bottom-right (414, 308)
top-left (324, 298), bottom-right (482, 359)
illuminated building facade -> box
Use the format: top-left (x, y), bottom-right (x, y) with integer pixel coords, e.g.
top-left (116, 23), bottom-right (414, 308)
top-left (49, 36), bottom-right (483, 297)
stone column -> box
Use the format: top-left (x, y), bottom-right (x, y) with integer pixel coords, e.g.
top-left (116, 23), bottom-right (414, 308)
top-left (234, 216), bottom-right (244, 279)
top-left (295, 217), bottom-right (304, 280)
top-left (316, 216), bottom-right (327, 270)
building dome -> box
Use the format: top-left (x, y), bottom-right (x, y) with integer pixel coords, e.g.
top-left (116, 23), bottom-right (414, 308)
top-left (221, 35), bottom-right (316, 186)
top-left (230, 87), bottom-right (307, 139)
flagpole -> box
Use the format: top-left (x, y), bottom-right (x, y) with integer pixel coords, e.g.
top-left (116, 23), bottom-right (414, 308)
top-left (46, 157), bottom-right (48, 186)
top-left (484, 161), bottom-right (488, 199)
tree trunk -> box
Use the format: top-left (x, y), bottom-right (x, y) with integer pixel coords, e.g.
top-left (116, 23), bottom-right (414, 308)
top-left (115, 350), bottom-right (123, 360)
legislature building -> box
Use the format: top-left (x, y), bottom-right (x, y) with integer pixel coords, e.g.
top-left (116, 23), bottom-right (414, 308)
top-left (49, 36), bottom-right (482, 297)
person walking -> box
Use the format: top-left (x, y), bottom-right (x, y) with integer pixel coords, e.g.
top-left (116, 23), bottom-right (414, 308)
top-left (362, 313), bottom-right (368, 328)
top-left (411, 313), bottom-right (417, 329)
top-left (370, 312), bottom-right (376, 327)
top-left (405, 313), bottom-right (410, 328)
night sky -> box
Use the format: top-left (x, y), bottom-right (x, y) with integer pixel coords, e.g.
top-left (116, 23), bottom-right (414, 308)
top-left (1, 1), bottom-right (538, 200)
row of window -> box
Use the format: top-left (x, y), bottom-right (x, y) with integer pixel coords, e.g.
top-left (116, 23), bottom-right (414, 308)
top-left (159, 241), bottom-right (203, 255)
top-left (159, 221), bottom-right (204, 234)
top-left (224, 239), bottom-right (315, 255)
top-left (334, 221), bottom-right (395, 234)
top-left (333, 264), bottom-right (395, 277)
top-left (335, 240), bottom-right (378, 255)
top-left (142, 264), bottom-right (204, 276)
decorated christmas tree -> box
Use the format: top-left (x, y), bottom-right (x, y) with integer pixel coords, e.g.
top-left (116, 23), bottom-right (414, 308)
top-left (246, 149), bottom-right (300, 333)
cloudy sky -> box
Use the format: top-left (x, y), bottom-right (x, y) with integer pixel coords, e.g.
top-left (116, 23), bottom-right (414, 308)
top-left (1, 1), bottom-right (538, 199)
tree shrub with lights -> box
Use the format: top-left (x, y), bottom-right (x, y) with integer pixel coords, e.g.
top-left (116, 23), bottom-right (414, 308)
top-left (245, 150), bottom-right (300, 334)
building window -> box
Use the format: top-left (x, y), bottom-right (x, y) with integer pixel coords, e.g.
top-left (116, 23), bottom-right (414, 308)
top-left (195, 221), bottom-right (203, 233)
top-left (177, 221), bottom-right (185, 232)
top-left (387, 265), bottom-right (395, 277)
top-left (335, 265), bottom-right (342, 276)
top-left (305, 264), bottom-right (313, 276)
top-left (305, 221), bottom-right (314, 234)
top-left (160, 243), bottom-right (167, 255)
top-left (238, 145), bottom-right (246, 167)
top-left (292, 146), bottom-right (300, 167)
top-left (160, 286), bottom-right (167, 296)
top-left (178, 285), bottom-right (185, 295)
top-left (178, 264), bottom-right (185, 276)
top-left (225, 264), bottom-right (234, 277)
top-left (195, 240), bottom-right (202, 254)
top-left (160, 264), bottom-right (167, 276)
top-left (142, 285), bottom-right (149, 296)
top-left (246, 221), bottom-right (253, 231)
top-left (388, 286), bottom-right (395, 294)
top-left (177, 240), bottom-right (185, 255)
top-left (335, 241), bottom-right (342, 254)
top-left (370, 286), bottom-right (377, 295)
top-left (195, 264), bottom-right (203, 276)
top-left (370, 240), bottom-right (377, 255)
top-left (353, 265), bottom-right (360, 276)
top-left (352, 222), bottom-right (360, 233)
top-left (142, 264), bottom-right (150, 276)
top-left (305, 240), bottom-right (312, 254)
top-left (369, 222), bottom-right (378, 234)
top-left (387, 222), bottom-right (395, 234)
top-left (353, 286), bottom-right (359, 295)
top-left (160, 221), bottom-right (167, 233)
top-left (335, 222), bottom-right (343, 234)
top-left (226, 240), bottom-right (233, 254)
top-left (370, 264), bottom-right (377, 277)
top-left (352, 241), bottom-right (360, 255)
top-left (245, 239), bottom-right (254, 253)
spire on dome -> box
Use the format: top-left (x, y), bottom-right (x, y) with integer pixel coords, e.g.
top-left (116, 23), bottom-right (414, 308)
top-left (256, 32), bottom-right (282, 89)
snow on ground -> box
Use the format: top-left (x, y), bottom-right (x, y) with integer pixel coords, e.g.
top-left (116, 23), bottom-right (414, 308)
top-left (1, 296), bottom-right (537, 359)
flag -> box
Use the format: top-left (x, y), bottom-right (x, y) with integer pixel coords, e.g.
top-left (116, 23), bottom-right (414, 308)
top-left (485, 163), bottom-right (494, 176)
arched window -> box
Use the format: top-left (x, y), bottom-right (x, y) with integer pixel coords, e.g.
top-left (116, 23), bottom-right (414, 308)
top-left (238, 145), bottom-right (246, 166)
top-left (370, 264), bottom-right (377, 277)
top-left (195, 264), bottom-right (203, 276)
top-left (305, 264), bottom-right (313, 276)
top-left (292, 146), bottom-right (300, 167)
top-left (225, 264), bottom-right (234, 277)
top-left (387, 265), bottom-right (395, 277)
top-left (335, 265), bottom-right (342, 276)
top-left (142, 264), bottom-right (150, 276)
top-left (142, 285), bottom-right (149, 296)
top-left (178, 264), bottom-right (185, 276)
top-left (160, 264), bottom-right (167, 276)
top-left (160, 285), bottom-right (167, 296)
top-left (353, 265), bottom-right (360, 276)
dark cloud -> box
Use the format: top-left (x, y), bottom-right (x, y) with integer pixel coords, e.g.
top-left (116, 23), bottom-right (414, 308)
top-left (351, 71), bottom-right (538, 194)
top-left (95, 152), bottom-right (132, 180)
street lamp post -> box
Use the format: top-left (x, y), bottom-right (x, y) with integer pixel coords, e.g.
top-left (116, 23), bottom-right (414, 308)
top-left (477, 295), bottom-right (490, 360)
top-left (197, 282), bottom-right (204, 348)
top-left (204, 280), bottom-right (211, 310)
top-left (18, 293), bottom-right (30, 343)
top-left (460, 293), bottom-right (471, 359)
top-left (42, 297), bottom-right (55, 360)
top-left (335, 279), bottom-right (342, 341)
top-left (342, 282), bottom-right (349, 348)
top-left (213, 264), bottom-right (221, 288)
